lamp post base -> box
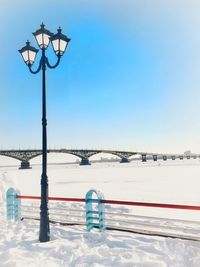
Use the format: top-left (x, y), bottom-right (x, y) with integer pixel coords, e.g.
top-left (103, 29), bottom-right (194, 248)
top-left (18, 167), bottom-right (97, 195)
top-left (39, 214), bottom-right (50, 242)
top-left (39, 173), bottom-right (50, 242)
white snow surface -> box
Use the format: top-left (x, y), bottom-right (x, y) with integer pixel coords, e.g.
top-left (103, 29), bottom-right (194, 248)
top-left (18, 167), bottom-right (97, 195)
top-left (0, 158), bottom-right (200, 266)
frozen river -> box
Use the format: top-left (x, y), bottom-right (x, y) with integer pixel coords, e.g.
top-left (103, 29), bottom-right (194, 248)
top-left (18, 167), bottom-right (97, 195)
top-left (1, 157), bottom-right (200, 221)
top-left (0, 157), bottom-right (200, 266)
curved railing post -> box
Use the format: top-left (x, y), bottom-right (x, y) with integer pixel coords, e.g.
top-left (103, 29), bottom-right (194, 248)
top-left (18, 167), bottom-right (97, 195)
top-left (85, 189), bottom-right (105, 232)
top-left (6, 188), bottom-right (21, 221)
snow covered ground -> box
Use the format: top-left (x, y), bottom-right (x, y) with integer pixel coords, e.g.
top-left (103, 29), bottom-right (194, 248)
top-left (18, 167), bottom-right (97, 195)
top-left (0, 157), bottom-right (200, 266)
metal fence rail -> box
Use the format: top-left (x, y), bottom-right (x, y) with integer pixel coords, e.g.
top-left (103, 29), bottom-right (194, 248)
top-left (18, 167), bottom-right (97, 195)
top-left (6, 188), bottom-right (200, 241)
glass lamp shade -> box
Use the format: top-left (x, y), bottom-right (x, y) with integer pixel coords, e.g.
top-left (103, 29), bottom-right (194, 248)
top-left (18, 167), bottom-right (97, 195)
top-left (33, 23), bottom-right (53, 49)
top-left (18, 41), bottom-right (38, 65)
top-left (50, 27), bottom-right (70, 56)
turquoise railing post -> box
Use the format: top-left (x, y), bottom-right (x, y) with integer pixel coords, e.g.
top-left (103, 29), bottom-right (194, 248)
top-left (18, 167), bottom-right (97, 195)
top-left (14, 189), bottom-right (21, 221)
top-left (6, 188), bottom-right (21, 221)
top-left (85, 189), bottom-right (105, 232)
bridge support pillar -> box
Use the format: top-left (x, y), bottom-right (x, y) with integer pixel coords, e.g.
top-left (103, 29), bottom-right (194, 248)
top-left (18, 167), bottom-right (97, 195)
top-left (19, 161), bottom-right (31, 169)
top-left (153, 155), bottom-right (157, 161)
top-left (80, 158), bottom-right (91, 166)
top-left (163, 155), bottom-right (167, 161)
top-left (142, 154), bottom-right (147, 162)
top-left (120, 158), bottom-right (129, 163)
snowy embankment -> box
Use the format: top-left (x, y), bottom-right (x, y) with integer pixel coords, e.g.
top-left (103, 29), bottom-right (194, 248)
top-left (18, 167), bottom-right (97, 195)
top-left (0, 158), bottom-right (200, 266)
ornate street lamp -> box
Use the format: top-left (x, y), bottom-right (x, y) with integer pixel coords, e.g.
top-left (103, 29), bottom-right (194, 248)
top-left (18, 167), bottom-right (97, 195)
top-left (19, 23), bottom-right (70, 242)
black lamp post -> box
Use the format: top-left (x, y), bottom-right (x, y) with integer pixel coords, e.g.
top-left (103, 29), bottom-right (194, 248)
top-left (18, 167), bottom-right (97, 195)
top-left (19, 23), bottom-right (70, 242)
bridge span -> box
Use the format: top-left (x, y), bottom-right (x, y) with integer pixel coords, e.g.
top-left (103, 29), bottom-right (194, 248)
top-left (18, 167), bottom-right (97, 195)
top-left (0, 149), bottom-right (199, 169)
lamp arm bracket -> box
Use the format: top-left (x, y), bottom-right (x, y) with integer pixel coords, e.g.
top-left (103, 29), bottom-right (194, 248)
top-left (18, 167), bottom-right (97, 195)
top-left (46, 55), bottom-right (61, 69)
top-left (28, 60), bottom-right (42, 74)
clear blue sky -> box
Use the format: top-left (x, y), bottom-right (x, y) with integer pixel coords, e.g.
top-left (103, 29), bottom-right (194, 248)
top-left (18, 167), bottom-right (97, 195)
top-left (0, 0), bottom-right (200, 153)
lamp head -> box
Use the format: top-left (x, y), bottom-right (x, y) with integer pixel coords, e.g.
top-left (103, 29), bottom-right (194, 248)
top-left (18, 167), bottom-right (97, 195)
top-left (33, 23), bottom-right (53, 49)
top-left (50, 27), bottom-right (70, 56)
top-left (18, 40), bottom-right (38, 65)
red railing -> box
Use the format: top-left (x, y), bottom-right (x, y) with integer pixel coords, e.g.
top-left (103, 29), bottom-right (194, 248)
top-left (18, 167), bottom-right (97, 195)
top-left (17, 195), bottom-right (200, 211)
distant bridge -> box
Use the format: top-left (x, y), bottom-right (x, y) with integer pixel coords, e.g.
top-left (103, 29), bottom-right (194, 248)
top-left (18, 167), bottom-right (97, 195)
top-left (0, 149), bottom-right (199, 169)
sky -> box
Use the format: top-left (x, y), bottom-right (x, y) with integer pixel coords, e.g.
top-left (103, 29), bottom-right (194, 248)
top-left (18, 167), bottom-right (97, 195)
top-left (0, 0), bottom-right (200, 153)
